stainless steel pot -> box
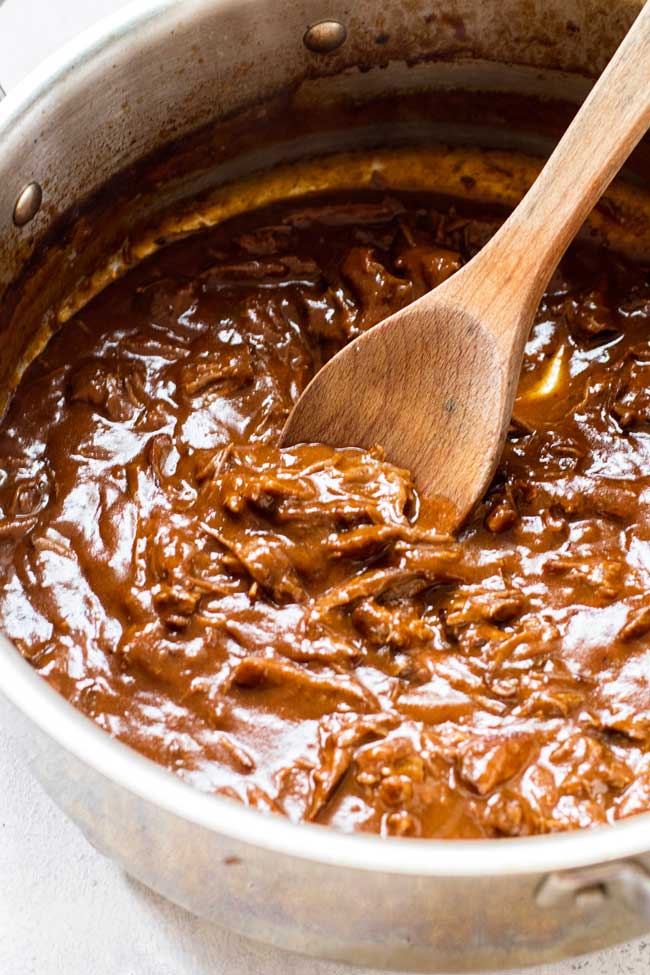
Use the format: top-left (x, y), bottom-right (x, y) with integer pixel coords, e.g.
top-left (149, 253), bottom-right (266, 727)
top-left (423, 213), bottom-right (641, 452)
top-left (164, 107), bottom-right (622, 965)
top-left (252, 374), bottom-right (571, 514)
top-left (2, 1), bottom-right (650, 970)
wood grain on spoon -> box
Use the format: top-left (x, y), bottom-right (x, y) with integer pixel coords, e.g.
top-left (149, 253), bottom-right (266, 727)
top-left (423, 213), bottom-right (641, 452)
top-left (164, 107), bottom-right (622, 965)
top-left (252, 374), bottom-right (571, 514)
top-left (281, 2), bottom-right (650, 530)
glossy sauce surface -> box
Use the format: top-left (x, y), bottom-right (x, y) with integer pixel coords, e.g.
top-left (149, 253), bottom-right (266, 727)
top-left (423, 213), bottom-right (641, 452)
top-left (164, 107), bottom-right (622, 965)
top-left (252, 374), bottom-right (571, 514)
top-left (3, 190), bottom-right (650, 838)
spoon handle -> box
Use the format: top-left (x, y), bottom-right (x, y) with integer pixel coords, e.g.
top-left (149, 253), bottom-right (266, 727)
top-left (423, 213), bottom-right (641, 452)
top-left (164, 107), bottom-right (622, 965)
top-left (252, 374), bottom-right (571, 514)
top-left (447, 1), bottom-right (650, 355)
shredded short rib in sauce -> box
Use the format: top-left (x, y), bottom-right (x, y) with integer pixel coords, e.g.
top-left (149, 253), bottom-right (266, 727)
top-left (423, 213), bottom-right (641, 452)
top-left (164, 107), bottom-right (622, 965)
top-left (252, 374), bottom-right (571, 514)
top-left (2, 190), bottom-right (650, 838)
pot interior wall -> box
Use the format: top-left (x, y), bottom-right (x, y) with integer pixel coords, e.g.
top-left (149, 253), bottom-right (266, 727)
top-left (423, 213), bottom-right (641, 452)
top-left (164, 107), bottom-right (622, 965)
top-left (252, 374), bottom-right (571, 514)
top-left (0, 0), bottom-right (647, 409)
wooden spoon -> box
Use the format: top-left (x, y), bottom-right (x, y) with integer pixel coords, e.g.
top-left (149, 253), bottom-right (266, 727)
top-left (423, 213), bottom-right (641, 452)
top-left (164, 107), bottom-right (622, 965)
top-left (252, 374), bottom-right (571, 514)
top-left (281, 2), bottom-right (650, 530)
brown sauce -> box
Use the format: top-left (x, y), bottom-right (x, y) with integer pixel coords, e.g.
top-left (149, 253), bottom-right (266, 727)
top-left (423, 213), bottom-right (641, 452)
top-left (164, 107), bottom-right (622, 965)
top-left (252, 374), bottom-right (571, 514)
top-left (3, 187), bottom-right (650, 838)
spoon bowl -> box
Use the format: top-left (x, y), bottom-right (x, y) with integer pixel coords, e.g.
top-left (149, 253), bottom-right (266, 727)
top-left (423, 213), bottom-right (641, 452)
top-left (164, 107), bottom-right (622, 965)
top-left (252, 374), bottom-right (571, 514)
top-left (282, 293), bottom-right (507, 529)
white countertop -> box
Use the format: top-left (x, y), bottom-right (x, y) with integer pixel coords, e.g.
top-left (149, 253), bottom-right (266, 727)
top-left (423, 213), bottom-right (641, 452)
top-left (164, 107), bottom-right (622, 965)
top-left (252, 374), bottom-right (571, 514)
top-left (1, 2), bottom-right (650, 972)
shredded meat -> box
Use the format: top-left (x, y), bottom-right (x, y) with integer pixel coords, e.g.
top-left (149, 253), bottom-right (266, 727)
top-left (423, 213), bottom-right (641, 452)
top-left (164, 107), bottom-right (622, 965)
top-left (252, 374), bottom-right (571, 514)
top-left (3, 188), bottom-right (650, 838)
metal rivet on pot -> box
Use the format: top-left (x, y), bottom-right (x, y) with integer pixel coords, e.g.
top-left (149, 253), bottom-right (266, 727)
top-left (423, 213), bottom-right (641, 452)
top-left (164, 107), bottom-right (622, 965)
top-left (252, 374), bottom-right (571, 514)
top-left (13, 181), bottom-right (43, 227)
top-left (303, 20), bottom-right (347, 54)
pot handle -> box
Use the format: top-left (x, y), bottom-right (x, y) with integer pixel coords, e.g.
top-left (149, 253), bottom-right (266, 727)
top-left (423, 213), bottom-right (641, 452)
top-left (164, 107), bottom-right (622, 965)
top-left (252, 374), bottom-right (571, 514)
top-left (537, 860), bottom-right (650, 917)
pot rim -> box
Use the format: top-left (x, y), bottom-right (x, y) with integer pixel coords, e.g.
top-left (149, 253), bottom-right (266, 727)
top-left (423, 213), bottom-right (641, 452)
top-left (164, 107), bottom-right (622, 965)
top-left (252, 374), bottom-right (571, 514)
top-left (2, 0), bottom-right (650, 880)
top-left (0, 0), bottom-right (177, 130)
